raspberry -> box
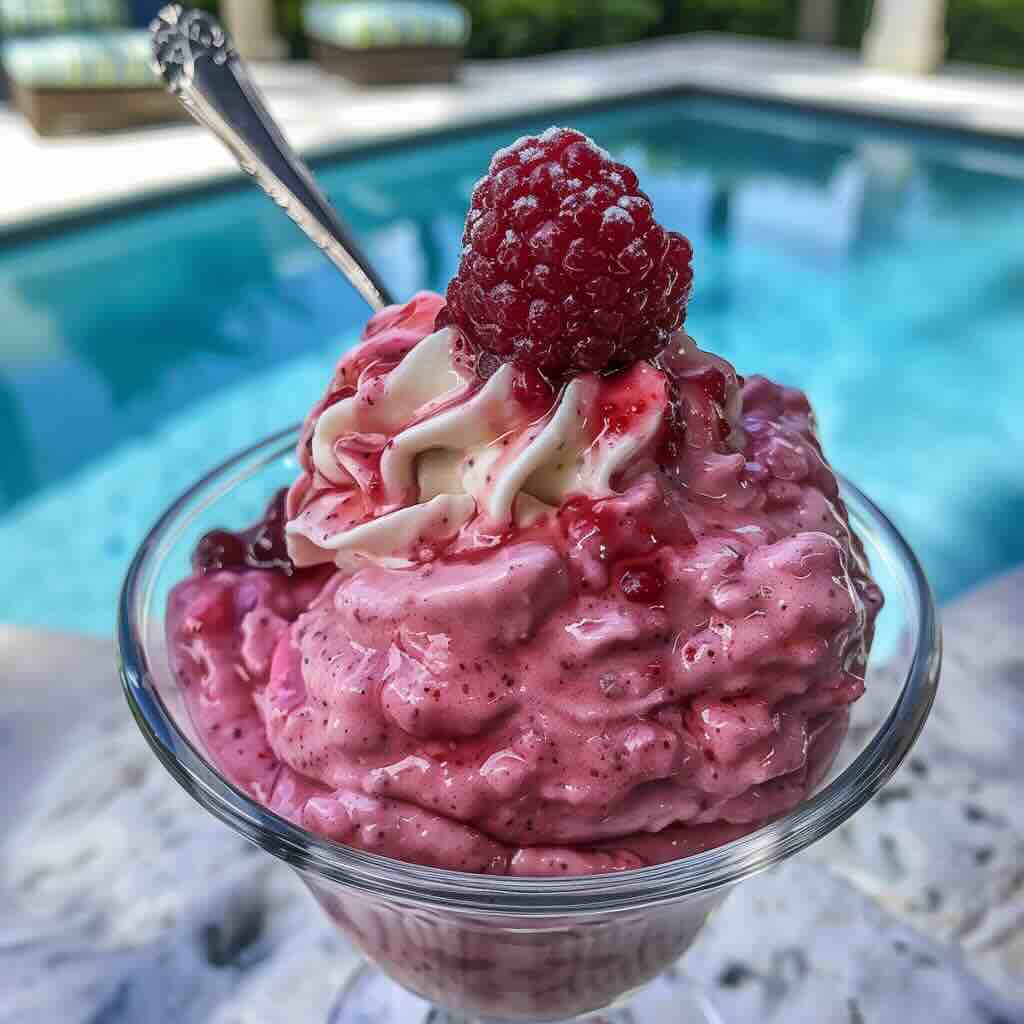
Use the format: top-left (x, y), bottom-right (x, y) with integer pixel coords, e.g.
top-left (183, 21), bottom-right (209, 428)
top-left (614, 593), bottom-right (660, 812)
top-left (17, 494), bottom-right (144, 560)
top-left (193, 489), bottom-right (296, 576)
top-left (437, 127), bottom-right (693, 380)
top-left (193, 530), bottom-right (247, 574)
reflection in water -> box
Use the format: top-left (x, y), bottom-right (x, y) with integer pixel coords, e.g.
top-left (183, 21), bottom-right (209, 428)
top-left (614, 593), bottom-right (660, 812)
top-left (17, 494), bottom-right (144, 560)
top-left (368, 222), bottom-right (428, 302)
top-left (618, 145), bottom-right (716, 248)
top-left (733, 158), bottom-right (869, 265)
top-left (2, 95), bottom-right (1024, 601)
top-left (856, 142), bottom-right (931, 242)
top-left (730, 145), bottom-right (929, 267)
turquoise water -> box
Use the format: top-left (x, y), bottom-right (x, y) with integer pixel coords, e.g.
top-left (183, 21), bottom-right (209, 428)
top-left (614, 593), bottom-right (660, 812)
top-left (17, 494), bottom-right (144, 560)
top-left (2, 95), bottom-right (1023, 634)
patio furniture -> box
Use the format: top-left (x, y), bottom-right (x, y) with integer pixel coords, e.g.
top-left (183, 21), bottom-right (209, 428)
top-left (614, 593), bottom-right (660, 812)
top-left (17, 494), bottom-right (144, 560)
top-left (0, 0), bottom-right (181, 136)
top-left (303, 1), bottom-right (470, 85)
top-left (0, 0), bottom-right (124, 32)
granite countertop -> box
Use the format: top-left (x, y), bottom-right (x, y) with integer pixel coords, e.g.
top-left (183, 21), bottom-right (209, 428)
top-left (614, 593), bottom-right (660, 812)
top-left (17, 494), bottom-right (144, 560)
top-left (1, 570), bottom-right (1022, 1023)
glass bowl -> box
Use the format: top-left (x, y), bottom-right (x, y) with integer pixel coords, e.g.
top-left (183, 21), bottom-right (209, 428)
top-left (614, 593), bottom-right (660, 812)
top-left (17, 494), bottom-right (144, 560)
top-left (118, 426), bottom-right (940, 1024)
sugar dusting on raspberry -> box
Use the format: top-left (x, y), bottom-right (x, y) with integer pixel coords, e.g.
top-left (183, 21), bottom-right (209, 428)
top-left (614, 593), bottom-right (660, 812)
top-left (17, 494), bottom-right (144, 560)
top-left (436, 127), bottom-right (694, 381)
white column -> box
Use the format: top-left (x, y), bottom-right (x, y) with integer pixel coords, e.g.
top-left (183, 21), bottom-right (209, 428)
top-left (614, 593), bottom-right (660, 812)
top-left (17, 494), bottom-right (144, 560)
top-left (798, 0), bottom-right (838, 45)
top-left (220, 0), bottom-right (286, 62)
top-left (862, 0), bottom-right (947, 74)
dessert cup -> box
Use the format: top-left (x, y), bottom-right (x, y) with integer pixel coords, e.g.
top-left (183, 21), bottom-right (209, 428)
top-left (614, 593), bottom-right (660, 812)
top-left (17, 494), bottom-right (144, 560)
top-left (118, 425), bottom-right (940, 1024)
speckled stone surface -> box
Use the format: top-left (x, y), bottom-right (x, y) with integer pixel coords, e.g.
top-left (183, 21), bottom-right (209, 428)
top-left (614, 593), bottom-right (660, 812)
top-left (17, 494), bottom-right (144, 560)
top-left (1, 570), bottom-right (1022, 1023)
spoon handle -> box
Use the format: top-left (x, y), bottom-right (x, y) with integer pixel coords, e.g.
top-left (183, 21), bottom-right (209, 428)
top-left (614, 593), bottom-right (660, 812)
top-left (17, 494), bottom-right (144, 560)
top-left (151, 4), bottom-right (394, 312)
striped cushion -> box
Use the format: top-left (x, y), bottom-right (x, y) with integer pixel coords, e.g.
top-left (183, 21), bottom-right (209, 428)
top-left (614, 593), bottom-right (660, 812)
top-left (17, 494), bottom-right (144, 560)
top-left (0, 0), bottom-right (125, 33)
top-left (2, 29), bottom-right (158, 88)
top-left (304, 1), bottom-right (469, 50)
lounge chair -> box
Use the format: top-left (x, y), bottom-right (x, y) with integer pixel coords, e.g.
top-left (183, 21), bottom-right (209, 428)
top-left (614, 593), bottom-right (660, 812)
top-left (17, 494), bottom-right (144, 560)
top-left (0, 0), bottom-right (181, 136)
top-left (303, 1), bottom-right (470, 85)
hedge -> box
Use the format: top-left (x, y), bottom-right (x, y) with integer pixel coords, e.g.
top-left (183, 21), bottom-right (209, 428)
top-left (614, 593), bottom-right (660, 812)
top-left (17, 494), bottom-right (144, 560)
top-left (191, 1), bottom-right (1024, 71)
top-left (946, 0), bottom-right (1024, 69)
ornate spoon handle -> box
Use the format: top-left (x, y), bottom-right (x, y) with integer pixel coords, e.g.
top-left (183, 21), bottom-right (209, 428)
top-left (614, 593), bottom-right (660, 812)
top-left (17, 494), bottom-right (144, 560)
top-left (151, 4), bottom-right (394, 311)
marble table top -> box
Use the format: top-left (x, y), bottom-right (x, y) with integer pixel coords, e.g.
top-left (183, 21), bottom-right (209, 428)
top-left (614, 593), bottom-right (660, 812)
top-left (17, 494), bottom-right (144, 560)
top-left (1, 569), bottom-right (1022, 1023)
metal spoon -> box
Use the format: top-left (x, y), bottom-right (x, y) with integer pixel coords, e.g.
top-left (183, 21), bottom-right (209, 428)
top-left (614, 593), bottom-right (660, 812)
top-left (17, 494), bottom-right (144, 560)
top-left (150, 4), bottom-right (394, 312)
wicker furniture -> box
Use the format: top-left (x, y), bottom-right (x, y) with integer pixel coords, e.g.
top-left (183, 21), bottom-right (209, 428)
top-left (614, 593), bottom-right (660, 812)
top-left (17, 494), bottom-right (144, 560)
top-left (303, 1), bottom-right (470, 85)
top-left (0, 0), bottom-right (181, 135)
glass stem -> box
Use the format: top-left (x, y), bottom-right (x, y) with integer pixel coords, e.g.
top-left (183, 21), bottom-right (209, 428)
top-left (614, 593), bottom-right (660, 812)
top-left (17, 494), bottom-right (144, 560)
top-left (330, 962), bottom-right (720, 1024)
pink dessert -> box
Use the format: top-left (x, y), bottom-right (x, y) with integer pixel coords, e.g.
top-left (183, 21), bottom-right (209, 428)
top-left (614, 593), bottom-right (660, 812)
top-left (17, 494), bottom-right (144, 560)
top-left (168, 129), bottom-right (881, 877)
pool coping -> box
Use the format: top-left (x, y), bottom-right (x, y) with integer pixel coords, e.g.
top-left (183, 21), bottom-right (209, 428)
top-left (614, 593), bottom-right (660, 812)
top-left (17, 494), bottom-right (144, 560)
top-left (3, 33), bottom-right (1024, 243)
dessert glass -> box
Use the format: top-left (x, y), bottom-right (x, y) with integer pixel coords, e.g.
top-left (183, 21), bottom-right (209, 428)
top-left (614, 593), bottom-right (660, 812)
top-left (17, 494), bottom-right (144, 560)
top-left (118, 425), bottom-right (940, 1024)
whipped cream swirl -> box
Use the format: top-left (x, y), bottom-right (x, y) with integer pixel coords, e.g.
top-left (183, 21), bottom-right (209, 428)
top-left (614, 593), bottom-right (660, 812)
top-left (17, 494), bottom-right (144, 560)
top-left (286, 295), bottom-right (742, 571)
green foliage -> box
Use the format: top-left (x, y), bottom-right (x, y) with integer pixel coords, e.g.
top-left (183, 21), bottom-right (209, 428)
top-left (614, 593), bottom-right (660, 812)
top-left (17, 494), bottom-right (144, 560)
top-left (836, 0), bottom-right (1024, 68)
top-left (190, 1), bottom-right (1024, 70)
top-left (461, 0), bottom-right (1024, 69)
top-left (947, 0), bottom-right (1024, 69)
top-left (659, 0), bottom-right (799, 39)
top-left (836, 0), bottom-right (872, 49)
top-left (460, 0), bottom-right (662, 59)
top-left (459, 0), bottom-right (804, 58)
top-left (273, 0), bottom-right (306, 41)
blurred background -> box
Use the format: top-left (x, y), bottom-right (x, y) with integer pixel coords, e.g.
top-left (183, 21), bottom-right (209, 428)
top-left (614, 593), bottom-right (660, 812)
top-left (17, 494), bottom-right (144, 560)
top-left (186, 0), bottom-right (1024, 68)
top-left (0, 0), bottom-right (1022, 635)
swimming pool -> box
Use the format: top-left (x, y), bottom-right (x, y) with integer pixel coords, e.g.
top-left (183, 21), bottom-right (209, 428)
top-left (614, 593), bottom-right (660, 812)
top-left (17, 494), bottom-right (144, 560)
top-left (2, 94), bottom-right (1023, 634)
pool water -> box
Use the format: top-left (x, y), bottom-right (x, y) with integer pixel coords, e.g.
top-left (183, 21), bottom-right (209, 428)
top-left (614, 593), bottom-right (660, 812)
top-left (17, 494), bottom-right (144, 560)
top-left (2, 95), bottom-right (1023, 634)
